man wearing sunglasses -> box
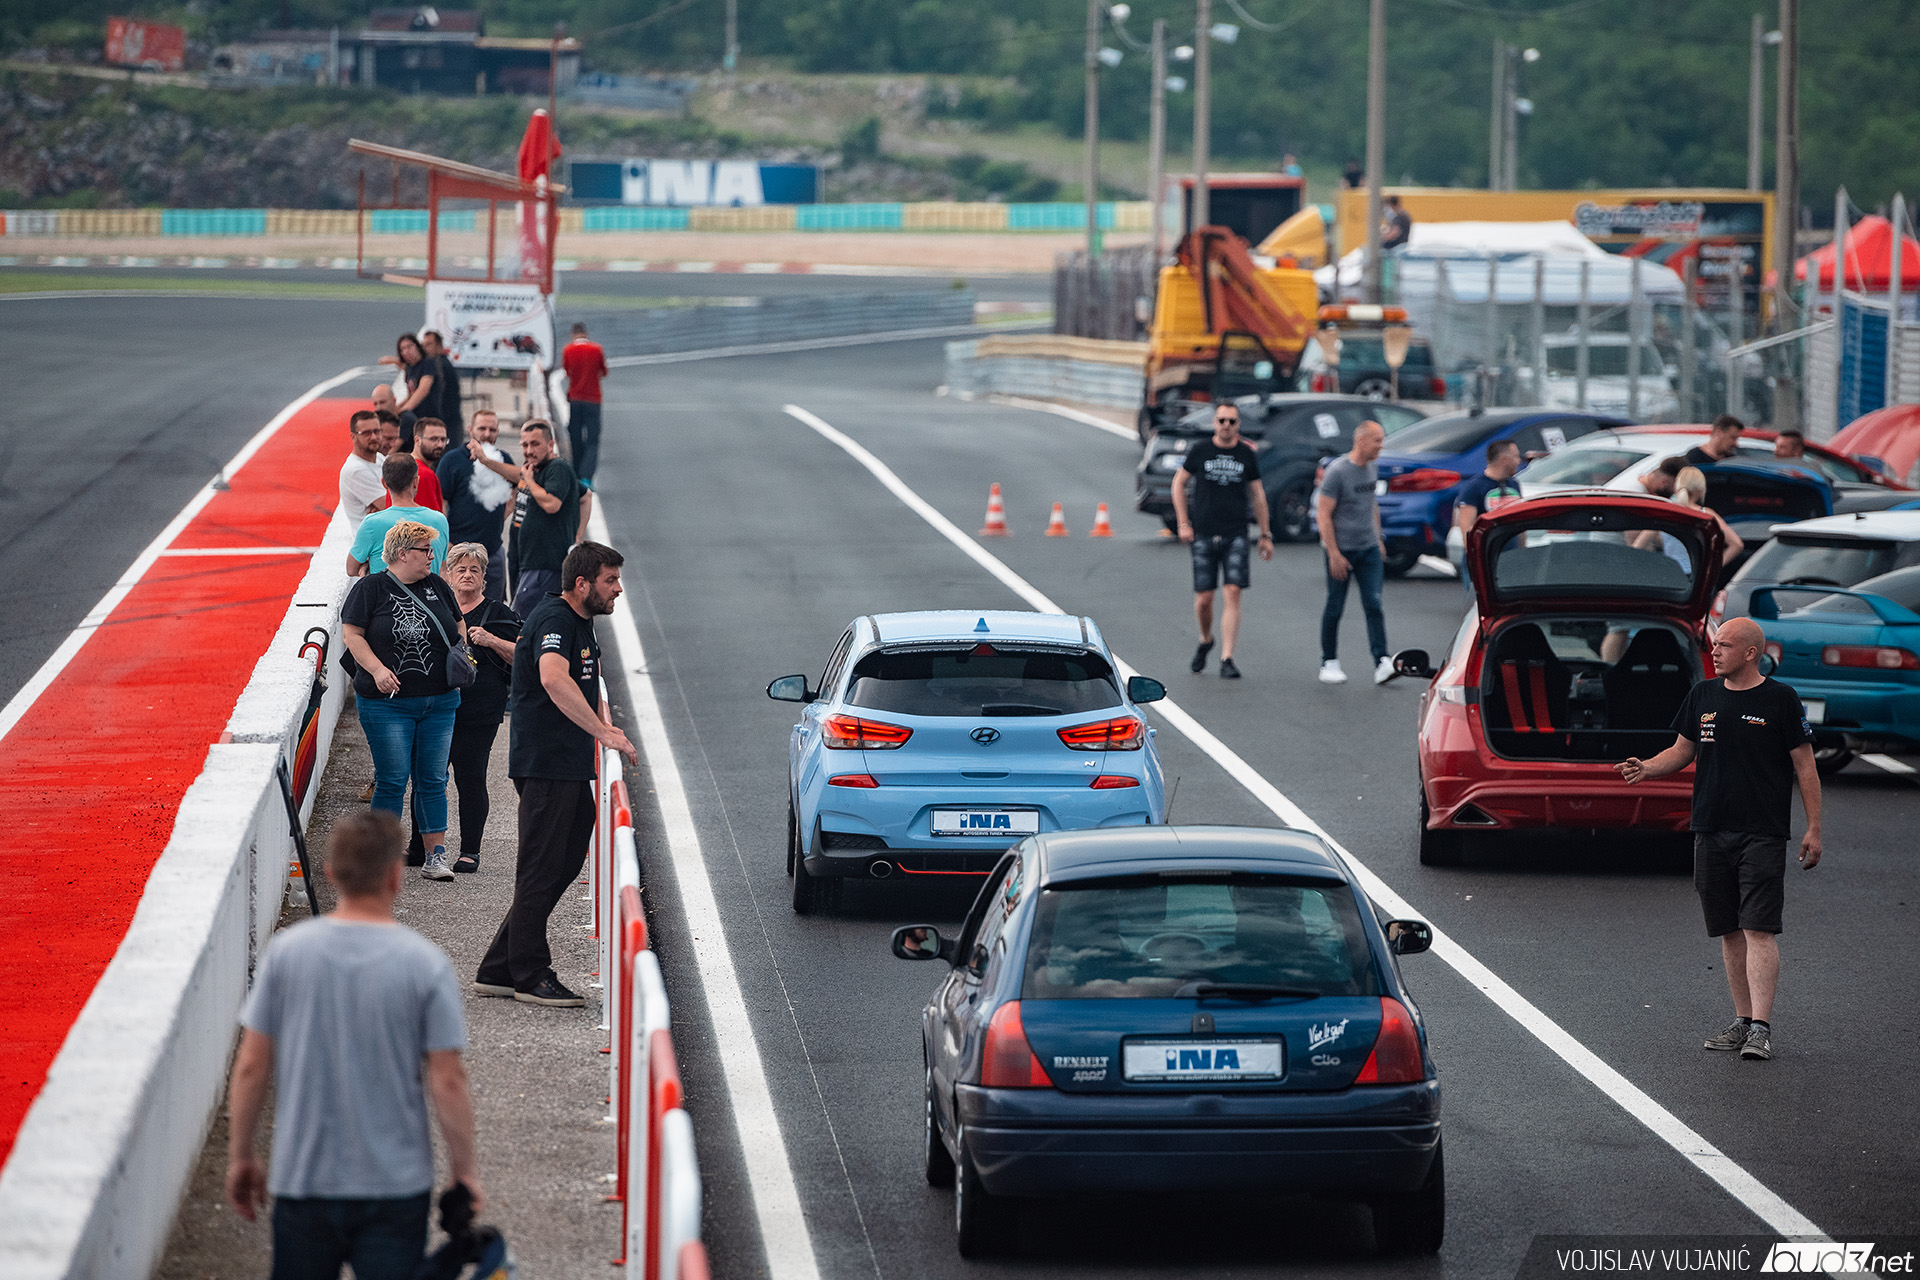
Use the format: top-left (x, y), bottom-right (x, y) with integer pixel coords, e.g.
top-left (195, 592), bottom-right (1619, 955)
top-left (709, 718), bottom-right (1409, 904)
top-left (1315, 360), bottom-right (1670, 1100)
top-left (1172, 401), bottom-right (1273, 678)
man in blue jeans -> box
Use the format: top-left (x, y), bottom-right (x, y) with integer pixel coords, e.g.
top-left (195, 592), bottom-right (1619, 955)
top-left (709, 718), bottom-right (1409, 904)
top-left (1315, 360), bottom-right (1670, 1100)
top-left (226, 809), bottom-right (481, 1279)
top-left (1315, 420), bottom-right (1392, 685)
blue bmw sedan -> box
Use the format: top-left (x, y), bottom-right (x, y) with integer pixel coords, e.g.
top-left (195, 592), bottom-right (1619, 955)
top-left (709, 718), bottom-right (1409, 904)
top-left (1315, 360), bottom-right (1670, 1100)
top-left (892, 826), bottom-right (1443, 1257)
top-left (769, 611), bottom-right (1168, 913)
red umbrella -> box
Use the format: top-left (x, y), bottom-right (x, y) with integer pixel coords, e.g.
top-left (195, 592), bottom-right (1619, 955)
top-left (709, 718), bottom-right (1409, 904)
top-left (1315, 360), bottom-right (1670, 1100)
top-left (1794, 214), bottom-right (1920, 291)
top-left (516, 110), bottom-right (562, 286)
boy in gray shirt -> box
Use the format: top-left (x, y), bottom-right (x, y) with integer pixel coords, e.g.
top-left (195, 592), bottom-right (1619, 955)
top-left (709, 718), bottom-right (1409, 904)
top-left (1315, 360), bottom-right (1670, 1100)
top-left (1314, 420), bottom-right (1393, 685)
top-left (226, 810), bottom-right (481, 1280)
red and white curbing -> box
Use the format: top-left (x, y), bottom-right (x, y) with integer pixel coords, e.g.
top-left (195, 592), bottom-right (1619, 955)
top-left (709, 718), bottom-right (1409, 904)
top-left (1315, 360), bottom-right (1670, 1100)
top-left (592, 717), bottom-right (708, 1280)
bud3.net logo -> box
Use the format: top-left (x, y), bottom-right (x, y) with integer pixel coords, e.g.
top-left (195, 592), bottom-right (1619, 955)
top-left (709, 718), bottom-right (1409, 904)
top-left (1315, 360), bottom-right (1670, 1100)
top-left (1762, 1242), bottom-right (1909, 1273)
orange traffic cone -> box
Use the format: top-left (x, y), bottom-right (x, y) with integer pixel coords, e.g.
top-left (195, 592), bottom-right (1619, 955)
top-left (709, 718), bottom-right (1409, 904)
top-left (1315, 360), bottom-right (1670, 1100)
top-left (1089, 503), bottom-right (1114, 537)
top-left (1045, 503), bottom-right (1071, 537)
top-left (979, 483), bottom-right (1009, 536)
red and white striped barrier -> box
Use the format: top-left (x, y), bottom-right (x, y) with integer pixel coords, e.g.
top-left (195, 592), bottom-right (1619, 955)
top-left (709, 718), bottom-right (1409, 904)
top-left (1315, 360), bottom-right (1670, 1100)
top-left (590, 696), bottom-right (706, 1280)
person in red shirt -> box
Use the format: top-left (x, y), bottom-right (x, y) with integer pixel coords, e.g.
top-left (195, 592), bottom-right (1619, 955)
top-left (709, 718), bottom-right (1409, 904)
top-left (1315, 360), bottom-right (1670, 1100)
top-left (560, 323), bottom-right (609, 484)
top-left (386, 417), bottom-right (448, 512)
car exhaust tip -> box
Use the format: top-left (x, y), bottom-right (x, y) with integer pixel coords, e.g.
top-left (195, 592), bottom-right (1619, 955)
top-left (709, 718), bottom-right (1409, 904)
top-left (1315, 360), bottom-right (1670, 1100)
top-left (868, 859), bottom-right (894, 879)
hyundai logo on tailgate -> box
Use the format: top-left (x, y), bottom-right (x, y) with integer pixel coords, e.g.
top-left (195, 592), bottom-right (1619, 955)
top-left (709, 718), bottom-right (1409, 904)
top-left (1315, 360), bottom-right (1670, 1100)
top-left (970, 727), bottom-right (1000, 744)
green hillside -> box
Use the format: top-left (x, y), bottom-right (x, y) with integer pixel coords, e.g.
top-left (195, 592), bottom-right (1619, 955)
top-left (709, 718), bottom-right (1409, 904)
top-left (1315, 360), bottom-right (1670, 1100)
top-left (4, 0), bottom-right (1915, 215)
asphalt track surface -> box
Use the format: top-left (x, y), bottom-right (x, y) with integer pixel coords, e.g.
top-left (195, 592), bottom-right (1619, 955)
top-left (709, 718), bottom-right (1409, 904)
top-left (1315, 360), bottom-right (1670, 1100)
top-left (9, 273), bottom-right (1919, 1276)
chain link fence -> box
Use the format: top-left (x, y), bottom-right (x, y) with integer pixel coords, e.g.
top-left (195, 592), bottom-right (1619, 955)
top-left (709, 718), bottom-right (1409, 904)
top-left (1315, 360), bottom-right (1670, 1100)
top-left (1053, 245), bottom-right (1161, 341)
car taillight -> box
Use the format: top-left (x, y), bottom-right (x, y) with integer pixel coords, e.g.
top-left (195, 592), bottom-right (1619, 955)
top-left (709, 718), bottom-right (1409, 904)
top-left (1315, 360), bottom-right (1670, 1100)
top-left (1089, 775), bottom-right (1139, 788)
top-left (1428, 376), bottom-right (1448, 397)
top-left (1310, 372), bottom-right (1331, 392)
top-left (1711, 589), bottom-right (1727, 620)
top-left (1822, 645), bottom-right (1920, 670)
top-left (1764, 642), bottom-right (1782, 664)
top-left (1057, 716), bottom-right (1146, 751)
top-left (979, 1002), bottom-right (1053, 1088)
top-left (1353, 997), bottom-right (1425, 1085)
top-left (821, 715), bottom-right (913, 750)
top-left (1386, 468), bottom-right (1462, 493)
top-left (827, 774), bottom-right (879, 788)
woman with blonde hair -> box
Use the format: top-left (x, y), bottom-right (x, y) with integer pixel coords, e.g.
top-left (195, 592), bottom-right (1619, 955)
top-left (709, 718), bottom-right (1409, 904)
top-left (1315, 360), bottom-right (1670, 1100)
top-left (1635, 465), bottom-right (1743, 571)
top-left (341, 518), bottom-right (468, 881)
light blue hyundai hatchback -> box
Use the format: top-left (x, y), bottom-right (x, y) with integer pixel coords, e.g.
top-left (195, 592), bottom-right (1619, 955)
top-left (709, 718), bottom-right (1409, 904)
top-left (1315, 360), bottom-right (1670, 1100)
top-left (768, 611), bottom-right (1169, 913)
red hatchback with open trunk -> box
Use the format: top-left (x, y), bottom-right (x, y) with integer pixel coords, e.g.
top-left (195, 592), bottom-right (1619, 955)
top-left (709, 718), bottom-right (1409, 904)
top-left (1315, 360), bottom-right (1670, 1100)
top-left (1394, 493), bottom-right (1723, 865)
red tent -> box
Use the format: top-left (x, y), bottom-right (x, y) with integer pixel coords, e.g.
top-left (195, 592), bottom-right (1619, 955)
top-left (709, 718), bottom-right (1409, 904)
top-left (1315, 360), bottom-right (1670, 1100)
top-left (1795, 214), bottom-right (1920, 291)
top-left (1831, 404), bottom-right (1920, 489)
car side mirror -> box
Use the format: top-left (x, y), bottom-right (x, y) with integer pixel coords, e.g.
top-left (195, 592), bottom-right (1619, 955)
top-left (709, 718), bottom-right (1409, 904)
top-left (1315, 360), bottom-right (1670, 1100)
top-left (1126, 675), bottom-right (1166, 704)
top-left (891, 924), bottom-right (957, 965)
top-left (1385, 920), bottom-right (1433, 955)
top-left (1392, 648), bottom-right (1436, 680)
top-left (767, 674), bottom-right (815, 703)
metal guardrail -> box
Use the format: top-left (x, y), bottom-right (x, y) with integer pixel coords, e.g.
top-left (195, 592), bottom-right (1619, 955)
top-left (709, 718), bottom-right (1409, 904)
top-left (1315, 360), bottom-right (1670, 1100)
top-left (569, 289), bottom-right (977, 360)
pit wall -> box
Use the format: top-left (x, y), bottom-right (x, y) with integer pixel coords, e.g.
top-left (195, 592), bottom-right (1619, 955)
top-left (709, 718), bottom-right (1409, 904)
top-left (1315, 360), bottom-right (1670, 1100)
top-left (1, 202), bottom-right (1153, 239)
top-left (0, 514), bottom-right (355, 1280)
top-left (944, 332), bottom-right (1148, 410)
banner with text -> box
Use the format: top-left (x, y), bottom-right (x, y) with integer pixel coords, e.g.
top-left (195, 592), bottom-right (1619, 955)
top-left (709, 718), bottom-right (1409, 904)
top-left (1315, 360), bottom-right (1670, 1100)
top-left (568, 159), bottom-right (819, 207)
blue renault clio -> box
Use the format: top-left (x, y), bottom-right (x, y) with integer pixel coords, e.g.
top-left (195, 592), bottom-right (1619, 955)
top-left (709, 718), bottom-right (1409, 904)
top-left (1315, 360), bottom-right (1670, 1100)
top-left (768, 611), bottom-right (1168, 913)
top-left (891, 826), bottom-right (1442, 1257)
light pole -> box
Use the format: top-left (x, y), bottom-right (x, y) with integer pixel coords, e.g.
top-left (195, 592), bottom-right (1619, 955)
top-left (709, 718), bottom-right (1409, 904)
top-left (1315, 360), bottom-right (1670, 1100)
top-left (1772, 0), bottom-right (1798, 334)
top-left (1084, 0), bottom-right (1102, 255)
top-left (1193, 0), bottom-right (1213, 231)
top-left (1149, 18), bottom-right (1167, 259)
top-left (1488, 39), bottom-right (1504, 190)
top-left (1363, 0), bottom-right (1385, 302)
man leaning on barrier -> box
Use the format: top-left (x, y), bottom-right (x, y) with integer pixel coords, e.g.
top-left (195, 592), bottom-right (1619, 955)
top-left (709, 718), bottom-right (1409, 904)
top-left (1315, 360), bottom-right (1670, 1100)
top-left (225, 809), bottom-right (481, 1280)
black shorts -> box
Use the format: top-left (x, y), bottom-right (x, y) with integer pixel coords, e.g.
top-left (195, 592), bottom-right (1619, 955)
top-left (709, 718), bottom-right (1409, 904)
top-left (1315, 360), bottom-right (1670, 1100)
top-left (1191, 533), bottom-right (1251, 593)
top-left (1693, 830), bottom-right (1787, 936)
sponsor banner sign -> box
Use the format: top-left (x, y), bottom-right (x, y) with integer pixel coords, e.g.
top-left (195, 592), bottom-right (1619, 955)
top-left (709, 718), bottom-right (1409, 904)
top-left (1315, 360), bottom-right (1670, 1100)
top-left (425, 281), bottom-right (554, 371)
top-left (105, 17), bottom-right (187, 71)
top-left (568, 159), bottom-right (819, 206)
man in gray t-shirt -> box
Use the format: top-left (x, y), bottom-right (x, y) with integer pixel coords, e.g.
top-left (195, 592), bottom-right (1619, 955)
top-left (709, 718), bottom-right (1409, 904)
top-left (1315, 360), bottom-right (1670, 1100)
top-left (1314, 420), bottom-right (1393, 685)
top-left (226, 810), bottom-right (480, 1280)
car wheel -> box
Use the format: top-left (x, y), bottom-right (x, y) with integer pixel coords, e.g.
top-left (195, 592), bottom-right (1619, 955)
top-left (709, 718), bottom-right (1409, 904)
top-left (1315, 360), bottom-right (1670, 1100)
top-left (1383, 544), bottom-right (1421, 578)
top-left (1274, 479), bottom-right (1315, 542)
top-left (1812, 735), bottom-right (1856, 777)
top-left (1418, 787), bottom-right (1463, 868)
top-left (1354, 375), bottom-right (1393, 400)
top-left (786, 801), bottom-right (798, 877)
top-left (924, 1063), bottom-right (955, 1188)
top-left (1372, 1138), bottom-right (1445, 1255)
top-left (954, 1137), bottom-right (1014, 1257)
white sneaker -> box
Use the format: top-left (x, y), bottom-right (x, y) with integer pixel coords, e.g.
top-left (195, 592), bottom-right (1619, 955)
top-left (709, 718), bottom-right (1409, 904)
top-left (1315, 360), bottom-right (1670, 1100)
top-left (422, 846), bottom-right (455, 881)
top-left (1318, 660), bottom-right (1348, 684)
top-left (1375, 656), bottom-right (1397, 685)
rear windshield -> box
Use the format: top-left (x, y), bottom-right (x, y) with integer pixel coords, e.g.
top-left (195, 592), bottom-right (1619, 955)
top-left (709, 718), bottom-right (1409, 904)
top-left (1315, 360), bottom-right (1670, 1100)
top-left (1488, 523), bottom-right (1706, 603)
top-left (1336, 338), bottom-right (1434, 369)
top-left (1521, 446), bottom-right (1647, 487)
top-left (1384, 412), bottom-right (1512, 455)
top-left (1546, 345), bottom-right (1664, 376)
top-left (1021, 876), bottom-right (1380, 1000)
top-left (1737, 536), bottom-right (1897, 590)
top-left (846, 646), bottom-right (1120, 718)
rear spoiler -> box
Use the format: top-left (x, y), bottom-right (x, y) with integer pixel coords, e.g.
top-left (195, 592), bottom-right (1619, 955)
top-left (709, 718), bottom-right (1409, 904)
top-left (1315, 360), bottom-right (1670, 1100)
top-left (1748, 587), bottom-right (1920, 625)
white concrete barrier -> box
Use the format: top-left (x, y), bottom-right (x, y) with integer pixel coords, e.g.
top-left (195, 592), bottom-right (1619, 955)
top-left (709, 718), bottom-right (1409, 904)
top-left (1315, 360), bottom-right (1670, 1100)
top-left (0, 526), bottom-right (355, 1279)
top-left (656, 1110), bottom-right (702, 1280)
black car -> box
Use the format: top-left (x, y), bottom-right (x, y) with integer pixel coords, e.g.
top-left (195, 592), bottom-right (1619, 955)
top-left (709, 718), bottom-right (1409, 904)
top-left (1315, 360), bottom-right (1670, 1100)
top-left (1297, 333), bottom-right (1447, 401)
top-left (1135, 395), bottom-right (1429, 542)
top-left (892, 826), bottom-right (1442, 1258)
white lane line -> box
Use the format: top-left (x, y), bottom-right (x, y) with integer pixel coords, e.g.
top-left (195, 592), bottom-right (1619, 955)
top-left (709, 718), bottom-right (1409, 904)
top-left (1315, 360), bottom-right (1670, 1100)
top-left (587, 504), bottom-right (822, 1280)
top-left (1862, 754), bottom-right (1916, 777)
top-left (781, 401), bottom-right (1830, 1241)
top-left (0, 365), bottom-right (371, 747)
top-left (159, 546), bottom-right (319, 556)
top-left (947, 392), bottom-right (1139, 442)
top-left (605, 320), bottom-right (1045, 369)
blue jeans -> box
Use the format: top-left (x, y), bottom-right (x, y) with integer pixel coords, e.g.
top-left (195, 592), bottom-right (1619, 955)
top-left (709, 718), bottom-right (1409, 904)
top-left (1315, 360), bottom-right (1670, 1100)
top-left (357, 690), bottom-right (458, 832)
top-left (1322, 543), bottom-right (1389, 664)
top-left (270, 1192), bottom-right (429, 1280)
top-left (568, 399), bottom-right (603, 484)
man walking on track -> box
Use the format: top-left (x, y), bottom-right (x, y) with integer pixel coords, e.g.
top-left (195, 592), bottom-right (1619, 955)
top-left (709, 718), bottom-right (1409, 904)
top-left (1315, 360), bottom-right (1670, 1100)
top-left (561, 322), bottom-right (609, 485)
top-left (1615, 617), bottom-right (1822, 1062)
top-left (1172, 401), bottom-right (1273, 679)
top-left (508, 421), bottom-right (583, 619)
top-left (1316, 420), bottom-right (1392, 685)
top-left (225, 810), bottom-right (481, 1280)
top-left (476, 542), bottom-right (637, 1008)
